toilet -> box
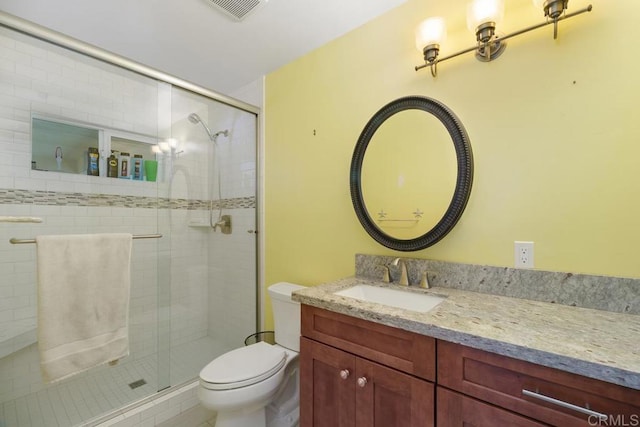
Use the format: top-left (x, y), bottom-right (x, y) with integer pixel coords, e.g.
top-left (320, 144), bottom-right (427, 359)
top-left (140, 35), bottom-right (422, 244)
top-left (198, 282), bottom-right (304, 427)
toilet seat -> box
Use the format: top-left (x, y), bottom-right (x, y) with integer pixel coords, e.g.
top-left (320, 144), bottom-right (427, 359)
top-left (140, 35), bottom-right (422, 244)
top-left (200, 341), bottom-right (287, 391)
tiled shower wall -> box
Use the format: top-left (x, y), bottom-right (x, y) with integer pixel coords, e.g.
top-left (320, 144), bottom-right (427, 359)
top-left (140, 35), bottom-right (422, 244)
top-left (0, 26), bottom-right (169, 405)
top-left (169, 86), bottom-right (258, 353)
top-left (0, 22), bottom-right (258, 418)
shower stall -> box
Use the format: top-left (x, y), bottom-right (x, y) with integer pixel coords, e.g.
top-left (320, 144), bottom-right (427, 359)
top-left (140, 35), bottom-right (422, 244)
top-left (0, 13), bottom-right (259, 427)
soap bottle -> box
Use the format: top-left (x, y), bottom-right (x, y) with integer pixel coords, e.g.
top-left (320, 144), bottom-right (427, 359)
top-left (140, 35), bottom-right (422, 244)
top-left (87, 147), bottom-right (99, 176)
top-left (107, 150), bottom-right (119, 178)
top-left (132, 154), bottom-right (143, 180)
top-left (118, 152), bottom-right (130, 179)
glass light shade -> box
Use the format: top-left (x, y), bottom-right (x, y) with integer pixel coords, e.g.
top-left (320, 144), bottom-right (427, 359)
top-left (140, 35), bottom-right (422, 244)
top-left (158, 141), bottom-right (170, 152)
top-left (467, 0), bottom-right (505, 31)
top-left (166, 138), bottom-right (178, 148)
top-left (151, 145), bottom-right (162, 154)
top-left (414, 17), bottom-right (447, 52)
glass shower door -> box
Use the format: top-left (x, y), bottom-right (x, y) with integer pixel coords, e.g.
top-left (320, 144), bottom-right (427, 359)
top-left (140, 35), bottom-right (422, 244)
top-left (166, 86), bottom-right (258, 386)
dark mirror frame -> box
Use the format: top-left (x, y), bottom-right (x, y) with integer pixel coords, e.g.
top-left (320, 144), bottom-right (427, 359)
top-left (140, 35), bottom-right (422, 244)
top-left (350, 95), bottom-right (474, 251)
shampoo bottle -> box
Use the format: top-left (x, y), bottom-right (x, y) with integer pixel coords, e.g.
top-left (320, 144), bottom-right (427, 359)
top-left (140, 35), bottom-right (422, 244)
top-left (118, 152), bottom-right (130, 179)
top-left (107, 150), bottom-right (119, 178)
top-left (87, 147), bottom-right (99, 176)
top-left (132, 155), bottom-right (143, 180)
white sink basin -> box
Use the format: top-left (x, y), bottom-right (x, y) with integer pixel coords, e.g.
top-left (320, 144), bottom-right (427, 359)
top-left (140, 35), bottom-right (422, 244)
top-left (334, 284), bottom-right (445, 313)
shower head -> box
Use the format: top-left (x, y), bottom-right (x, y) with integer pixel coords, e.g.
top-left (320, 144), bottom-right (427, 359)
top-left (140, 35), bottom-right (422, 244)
top-left (188, 113), bottom-right (229, 142)
top-left (188, 112), bottom-right (215, 141)
top-left (188, 113), bottom-right (201, 124)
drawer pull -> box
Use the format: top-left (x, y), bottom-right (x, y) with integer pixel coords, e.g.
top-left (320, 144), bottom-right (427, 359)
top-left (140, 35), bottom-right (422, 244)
top-left (522, 389), bottom-right (608, 420)
top-left (357, 377), bottom-right (368, 388)
top-left (339, 369), bottom-right (350, 380)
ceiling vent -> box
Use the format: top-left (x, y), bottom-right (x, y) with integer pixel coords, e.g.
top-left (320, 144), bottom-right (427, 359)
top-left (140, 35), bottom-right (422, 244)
top-left (205, 0), bottom-right (267, 21)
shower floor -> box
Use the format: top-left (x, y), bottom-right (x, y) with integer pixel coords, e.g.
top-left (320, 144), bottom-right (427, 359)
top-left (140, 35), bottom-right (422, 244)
top-left (0, 336), bottom-right (232, 427)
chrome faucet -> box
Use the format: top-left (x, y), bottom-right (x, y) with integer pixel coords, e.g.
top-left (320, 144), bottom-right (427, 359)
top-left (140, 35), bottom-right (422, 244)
top-left (391, 258), bottom-right (409, 286)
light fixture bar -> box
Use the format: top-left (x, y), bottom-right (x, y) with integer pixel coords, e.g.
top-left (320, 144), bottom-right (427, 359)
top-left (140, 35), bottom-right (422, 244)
top-left (495, 4), bottom-right (592, 42)
top-left (416, 4), bottom-right (592, 73)
top-left (415, 45), bottom-right (477, 72)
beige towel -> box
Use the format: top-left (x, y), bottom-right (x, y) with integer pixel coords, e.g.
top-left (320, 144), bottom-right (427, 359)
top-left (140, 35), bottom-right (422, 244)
top-left (36, 233), bottom-right (132, 383)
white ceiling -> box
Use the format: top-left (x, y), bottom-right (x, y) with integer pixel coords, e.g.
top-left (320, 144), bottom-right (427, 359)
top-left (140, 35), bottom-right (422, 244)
top-left (0, 0), bottom-right (407, 97)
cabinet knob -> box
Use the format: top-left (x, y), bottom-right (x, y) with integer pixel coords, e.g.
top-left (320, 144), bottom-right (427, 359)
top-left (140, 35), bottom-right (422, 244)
top-left (357, 377), bottom-right (368, 388)
top-left (339, 369), bottom-right (350, 380)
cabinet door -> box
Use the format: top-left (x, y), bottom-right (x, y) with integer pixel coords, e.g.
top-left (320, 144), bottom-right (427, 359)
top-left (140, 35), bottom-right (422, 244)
top-left (356, 358), bottom-right (434, 427)
top-left (437, 387), bottom-right (547, 427)
top-left (301, 337), bottom-right (356, 427)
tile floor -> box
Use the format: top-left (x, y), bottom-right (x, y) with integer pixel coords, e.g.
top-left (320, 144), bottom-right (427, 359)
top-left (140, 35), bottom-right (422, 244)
top-left (0, 336), bottom-right (232, 427)
top-left (156, 405), bottom-right (215, 427)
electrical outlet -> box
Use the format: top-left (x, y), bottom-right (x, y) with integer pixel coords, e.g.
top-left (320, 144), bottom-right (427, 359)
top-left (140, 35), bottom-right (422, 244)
top-left (514, 241), bottom-right (534, 269)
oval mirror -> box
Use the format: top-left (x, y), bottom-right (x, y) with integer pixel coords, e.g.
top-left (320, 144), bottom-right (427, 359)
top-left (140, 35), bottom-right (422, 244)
top-left (350, 96), bottom-right (473, 251)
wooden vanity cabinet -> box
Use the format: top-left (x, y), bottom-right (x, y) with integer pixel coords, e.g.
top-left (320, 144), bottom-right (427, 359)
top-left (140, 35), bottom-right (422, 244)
top-left (438, 341), bottom-right (640, 426)
top-left (300, 305), bottom-right (640, 427)
top-left (300, 305), bottom-right (435, 427)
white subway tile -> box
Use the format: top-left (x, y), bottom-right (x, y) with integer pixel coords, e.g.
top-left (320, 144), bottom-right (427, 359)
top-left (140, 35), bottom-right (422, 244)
top-left (13, 39), bottom-right (47, 59)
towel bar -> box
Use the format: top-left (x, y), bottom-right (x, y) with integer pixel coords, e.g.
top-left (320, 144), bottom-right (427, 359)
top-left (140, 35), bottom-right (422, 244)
top-left (9, 233), bottom-right (163, 244)
top-left (0, 216), bottom-right (43, 223)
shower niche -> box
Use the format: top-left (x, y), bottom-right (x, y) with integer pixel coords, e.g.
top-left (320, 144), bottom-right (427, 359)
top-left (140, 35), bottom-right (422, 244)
top-left (31, 115), bottom-right (158, 180)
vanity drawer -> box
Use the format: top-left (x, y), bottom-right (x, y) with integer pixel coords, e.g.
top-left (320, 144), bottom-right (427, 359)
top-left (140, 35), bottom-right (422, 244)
top-left (301, 305), bottom-right (435, 381)
top-left (437, 387), bottom-right (547, 427)
top-left (438, 341), bottom-right (640, 427)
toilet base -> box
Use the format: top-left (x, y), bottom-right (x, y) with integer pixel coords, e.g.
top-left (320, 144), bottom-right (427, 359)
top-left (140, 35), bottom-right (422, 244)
top-left (215, 407), bottom-right (266, 427)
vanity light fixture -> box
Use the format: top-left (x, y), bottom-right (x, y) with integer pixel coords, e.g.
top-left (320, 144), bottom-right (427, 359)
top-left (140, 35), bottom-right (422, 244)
top-left (166, 138), bottom-right (178, 149)
top-left (415, 0), bottom-right (592, 77)
top-left (158, 141), bottom-right (171, 152)
top-left (153, 138), bottom-right (182, 155)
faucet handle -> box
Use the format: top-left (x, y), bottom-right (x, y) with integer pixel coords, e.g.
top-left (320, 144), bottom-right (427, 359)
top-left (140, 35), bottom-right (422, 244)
top-left (419, 270), bottom-right (437, 289)
top-left (378, 265), bottom-right (391, 283)
top-left (420, 271), bottom-right (430, 289)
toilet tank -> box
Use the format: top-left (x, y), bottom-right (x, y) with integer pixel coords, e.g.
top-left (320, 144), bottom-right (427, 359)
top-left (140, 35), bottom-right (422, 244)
top-left (268, 282), bottom-right (305, 352)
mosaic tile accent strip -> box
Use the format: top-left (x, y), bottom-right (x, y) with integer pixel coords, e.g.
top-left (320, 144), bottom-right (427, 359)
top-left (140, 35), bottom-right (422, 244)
top-left (212, 197), bottom-right (256, 210)
top-left (0, 189), bottom-right (255, 210)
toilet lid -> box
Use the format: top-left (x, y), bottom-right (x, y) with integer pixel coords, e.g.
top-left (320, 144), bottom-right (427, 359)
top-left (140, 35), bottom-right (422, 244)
top-left (200, 341), bottom-right (287, 390)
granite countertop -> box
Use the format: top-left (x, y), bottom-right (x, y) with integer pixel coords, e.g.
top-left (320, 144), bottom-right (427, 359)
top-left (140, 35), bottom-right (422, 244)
top-left (293, 277), bottom-right (640, 391)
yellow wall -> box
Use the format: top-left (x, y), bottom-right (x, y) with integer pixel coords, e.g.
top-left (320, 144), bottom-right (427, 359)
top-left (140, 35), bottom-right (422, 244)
top-left (263, 0), bottom-right (640, 325)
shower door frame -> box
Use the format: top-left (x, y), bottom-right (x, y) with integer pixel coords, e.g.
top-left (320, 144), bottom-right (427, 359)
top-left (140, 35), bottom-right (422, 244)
top-left (0, 5), bottom-right (263, 416)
